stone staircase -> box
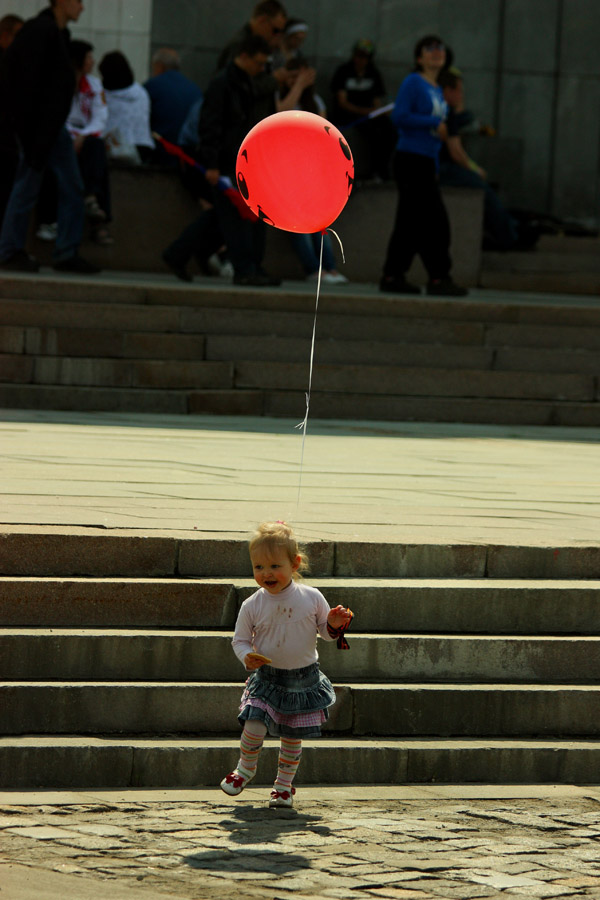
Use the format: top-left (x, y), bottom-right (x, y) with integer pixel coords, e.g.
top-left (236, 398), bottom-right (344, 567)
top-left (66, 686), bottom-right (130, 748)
top-left (1, 274), bottom-right (600, 426)
top-left (1, 531), bottom-right (600, 787)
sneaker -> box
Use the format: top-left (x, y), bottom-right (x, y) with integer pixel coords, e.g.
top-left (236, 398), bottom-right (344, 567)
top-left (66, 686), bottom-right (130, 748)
top-left (53, 254), bottom-right (101, 275)
top-left (162, 250), bottom-right (192, 282)
top-left (379, 276), bottom-right (420, 295)
top-left (426, 277), bottom-right (468, 297)
top-left (269, 786), bottom-right (296, 808)
top-left (91, 226), bottom-right (114, 246)
top-left (220, 770), bottom-right (255, 797)
top-left (36, 222), bottom-right (58, 242)
top-left (0, 249), bottom-right (40, 272)
top-left (323, 271), bottom-right (348, 284)
top-left (308, 271), bottom-right (349, 284)
top-left (233, 272), bottom-right (281, 287)
top-left (84, 196), bottom-right (107, 223)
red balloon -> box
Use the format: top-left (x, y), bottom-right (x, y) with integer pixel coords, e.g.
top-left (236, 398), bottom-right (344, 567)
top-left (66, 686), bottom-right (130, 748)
top-left (236, 110), bottom-right (354, 233)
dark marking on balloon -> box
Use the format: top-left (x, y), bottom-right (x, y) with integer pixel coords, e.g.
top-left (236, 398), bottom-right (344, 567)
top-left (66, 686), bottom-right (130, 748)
top-left (257, 205), bottom-right (275, 226)
top-left (237, 171), bottom-right (250, 199)
top-left (346, 171), bottom-right (354, 196)
top-left (240, 149), bottom-right (248, 162)
top-left (339, 138), bottom-right (352, 160)
top-left (324, 125), bottom-right (332, 135)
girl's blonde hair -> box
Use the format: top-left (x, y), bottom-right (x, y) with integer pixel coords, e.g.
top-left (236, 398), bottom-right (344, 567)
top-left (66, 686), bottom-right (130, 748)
top-left (249, 521), bottom-right (309, 579)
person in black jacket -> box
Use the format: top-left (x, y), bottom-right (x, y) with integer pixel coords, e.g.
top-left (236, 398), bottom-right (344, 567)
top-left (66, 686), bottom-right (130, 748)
top-left (199, 33), bottom-right (280, 286)
top-left (0, 0), bottom-right (99, 274)
top-left (0, 14), bottom-right (23, 232)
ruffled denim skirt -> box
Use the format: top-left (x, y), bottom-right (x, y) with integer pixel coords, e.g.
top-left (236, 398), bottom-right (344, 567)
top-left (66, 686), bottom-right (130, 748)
top-left (238, 662), bottom-right (336, 738)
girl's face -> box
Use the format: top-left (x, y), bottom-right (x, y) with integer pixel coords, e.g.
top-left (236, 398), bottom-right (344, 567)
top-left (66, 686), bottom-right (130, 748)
top-left (417, 41), bottom-right (446, 71)
top-left (251, 548), bottom-right (300, 594)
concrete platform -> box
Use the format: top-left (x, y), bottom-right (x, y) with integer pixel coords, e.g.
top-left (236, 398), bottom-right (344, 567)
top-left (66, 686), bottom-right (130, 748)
top-left (1, 407), bottom-right (600, 549)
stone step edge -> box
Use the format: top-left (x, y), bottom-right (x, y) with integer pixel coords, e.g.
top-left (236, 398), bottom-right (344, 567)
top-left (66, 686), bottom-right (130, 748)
top-left (4, 629), bottom-right (600, 642)
top-left (2, 528), bottom-right (600, 578)
top-left (3, 575), bottom-right (600, 587)
top-left (2, 735), bottom-right (599, 786)
top-left (3, 272), bottom-right (600, 323)
top-left (3, 681), bottom-right (599, 690)
top-left (2, 735), bottom-right (597, 747)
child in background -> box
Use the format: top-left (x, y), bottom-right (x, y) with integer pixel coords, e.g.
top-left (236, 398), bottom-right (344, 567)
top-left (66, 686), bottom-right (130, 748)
top-left (220, 521), bottom-right (353, 808)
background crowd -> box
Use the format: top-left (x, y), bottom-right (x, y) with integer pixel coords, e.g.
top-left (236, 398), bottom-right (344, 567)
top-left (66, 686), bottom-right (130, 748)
top-left (0, 0), bottom-right (536, 293)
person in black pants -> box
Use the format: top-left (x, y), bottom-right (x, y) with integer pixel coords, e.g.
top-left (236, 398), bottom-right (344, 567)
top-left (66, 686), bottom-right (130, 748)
top-left (380, 35), bottom-right (467, 297)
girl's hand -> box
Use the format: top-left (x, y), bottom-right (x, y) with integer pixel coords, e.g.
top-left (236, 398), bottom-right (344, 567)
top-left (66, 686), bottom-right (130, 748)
top-left (245, 652), bottom-right (271, 670)
top-left (327, 605), bottom-right (353, 629)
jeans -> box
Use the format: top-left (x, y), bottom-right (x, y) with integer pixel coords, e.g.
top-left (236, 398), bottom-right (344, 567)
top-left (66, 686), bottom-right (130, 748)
top-left (0, 126), bottom-right (84, 263)
top-left (382, 151), bottom-right (451, 280)
top-left (289, 231), bottom-right (336, 274)
top-left (439, 161), bottom-right (518, 250)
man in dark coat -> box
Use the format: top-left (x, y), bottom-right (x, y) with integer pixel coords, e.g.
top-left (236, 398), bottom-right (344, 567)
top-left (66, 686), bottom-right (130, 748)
top-left (0, 0), bottom-right (99, 273)
top-left (200, 33), bottom-right (280, 286)
top-left (0, 14), bottom-right (23, 232)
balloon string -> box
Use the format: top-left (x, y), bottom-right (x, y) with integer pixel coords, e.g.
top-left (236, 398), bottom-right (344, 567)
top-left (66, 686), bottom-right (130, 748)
top-left (327, 227), bottom-right (345, 264)
top-left (295, 232), bottom-right (324, 512)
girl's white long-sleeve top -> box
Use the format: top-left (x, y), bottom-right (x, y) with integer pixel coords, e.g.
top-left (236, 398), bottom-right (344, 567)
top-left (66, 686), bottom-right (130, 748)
top-left (232, 580), bottom-right (335, 670)
top-left (67, 74), bottom-right (108, 138)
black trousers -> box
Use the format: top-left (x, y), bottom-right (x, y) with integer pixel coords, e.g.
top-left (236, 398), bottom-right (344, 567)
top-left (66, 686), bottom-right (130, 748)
top-left (0, 127), bottom-right (18, 231)
top-left (78, 135), bottom-right (111, 220)
top-left (382, 151), bottom-right (451, 280)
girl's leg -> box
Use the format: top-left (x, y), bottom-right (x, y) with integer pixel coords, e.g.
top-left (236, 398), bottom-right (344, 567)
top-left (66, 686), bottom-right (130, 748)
top-left (271, 736), bottom-right (302, 804)
top-left (220, 718), bottom-right (267, 795)
top-left (238, 719), bottom-right (267, 780)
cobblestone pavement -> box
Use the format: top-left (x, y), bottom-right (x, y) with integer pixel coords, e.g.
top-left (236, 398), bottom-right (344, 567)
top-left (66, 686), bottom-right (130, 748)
top-left (2, 789), bottom-right (600, 899)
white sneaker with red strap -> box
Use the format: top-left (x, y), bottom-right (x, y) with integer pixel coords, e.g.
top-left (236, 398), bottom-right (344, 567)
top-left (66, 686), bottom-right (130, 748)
top-left (269, 786), bottom-right (296, 808)
top-left (220, 770), bottom-right (254, 796)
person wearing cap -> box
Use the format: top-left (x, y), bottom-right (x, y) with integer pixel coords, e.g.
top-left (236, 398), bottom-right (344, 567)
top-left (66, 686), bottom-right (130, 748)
top-left (271, 17), bottom-right (308, 69)
top-left (330, 39), bottom-right (395, 181)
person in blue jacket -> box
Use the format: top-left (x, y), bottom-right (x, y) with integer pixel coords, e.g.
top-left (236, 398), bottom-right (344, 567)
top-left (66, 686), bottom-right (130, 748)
top-left (380, 35), bottom-right (467, 296)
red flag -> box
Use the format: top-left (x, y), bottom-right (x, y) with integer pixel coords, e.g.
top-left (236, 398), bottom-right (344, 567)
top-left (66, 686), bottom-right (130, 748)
top-left (153, 133), bottom-right (257, 222)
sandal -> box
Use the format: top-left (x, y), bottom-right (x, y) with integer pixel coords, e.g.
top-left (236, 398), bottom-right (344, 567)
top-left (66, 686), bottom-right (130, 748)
top-left (219, 770), bottom-right (255, 796)
top-left (269, 786), bottom-right (296, 808)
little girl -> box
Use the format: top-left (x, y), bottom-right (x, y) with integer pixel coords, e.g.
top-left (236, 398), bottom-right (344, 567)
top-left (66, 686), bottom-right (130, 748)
top-left (220, 521), bottom-right (353, 808)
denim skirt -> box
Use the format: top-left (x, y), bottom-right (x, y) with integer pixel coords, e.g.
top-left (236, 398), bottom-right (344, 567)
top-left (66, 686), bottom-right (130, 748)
top-left (238, 662), bottom-right (336, 738)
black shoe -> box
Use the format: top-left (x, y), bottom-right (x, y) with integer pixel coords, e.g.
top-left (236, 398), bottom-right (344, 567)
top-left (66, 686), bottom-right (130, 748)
top-left (162, 250), bottom-right (192, 282)
top-left (53, 254), bottom-right (101, 275)
top-left (426, 277), bottom-right (468, 297)
top-left (379, 276), bottom-right (421, 295)
top-left (233, 272), bottom-right (281, 287)
top-left (0, 249), bottom-right (40, 272)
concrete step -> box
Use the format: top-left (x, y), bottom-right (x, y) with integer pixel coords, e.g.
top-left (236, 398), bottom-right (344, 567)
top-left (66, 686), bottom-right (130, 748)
top-left (2, 735), bottom-right (598, 787)
top-left (0, 355), bottom-right (234, 390)
top-left (3, 352), bottom-right (596, 398)
top-left (3, 382), bottom-right (600, 425)
top-left (3, 530), bottom-right (600, 578)
top-left (2, 630), bottom-right (599, 684)
top-left (4, 325), bottom-right (600, 377)
top-left (235, 360), bottom-right (595, 401)
top-left (0, 384), bottom-right (264, 415)
top-left (3, 577), bottom-right (599, 633)
top-left (2, 682), bottom-right (599, 737)
top-left (5, 291), bottom-right (600, 343)
top-left (262, 390), bottom-right (600, 427)
top-left (0, 325), bottom-right (207, 360)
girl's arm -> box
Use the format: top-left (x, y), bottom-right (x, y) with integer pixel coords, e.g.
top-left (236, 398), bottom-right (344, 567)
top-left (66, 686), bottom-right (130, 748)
top-left (231, 602), bottom-right (255, 666)
top-left (391, 78), bottom-right (443, 131)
